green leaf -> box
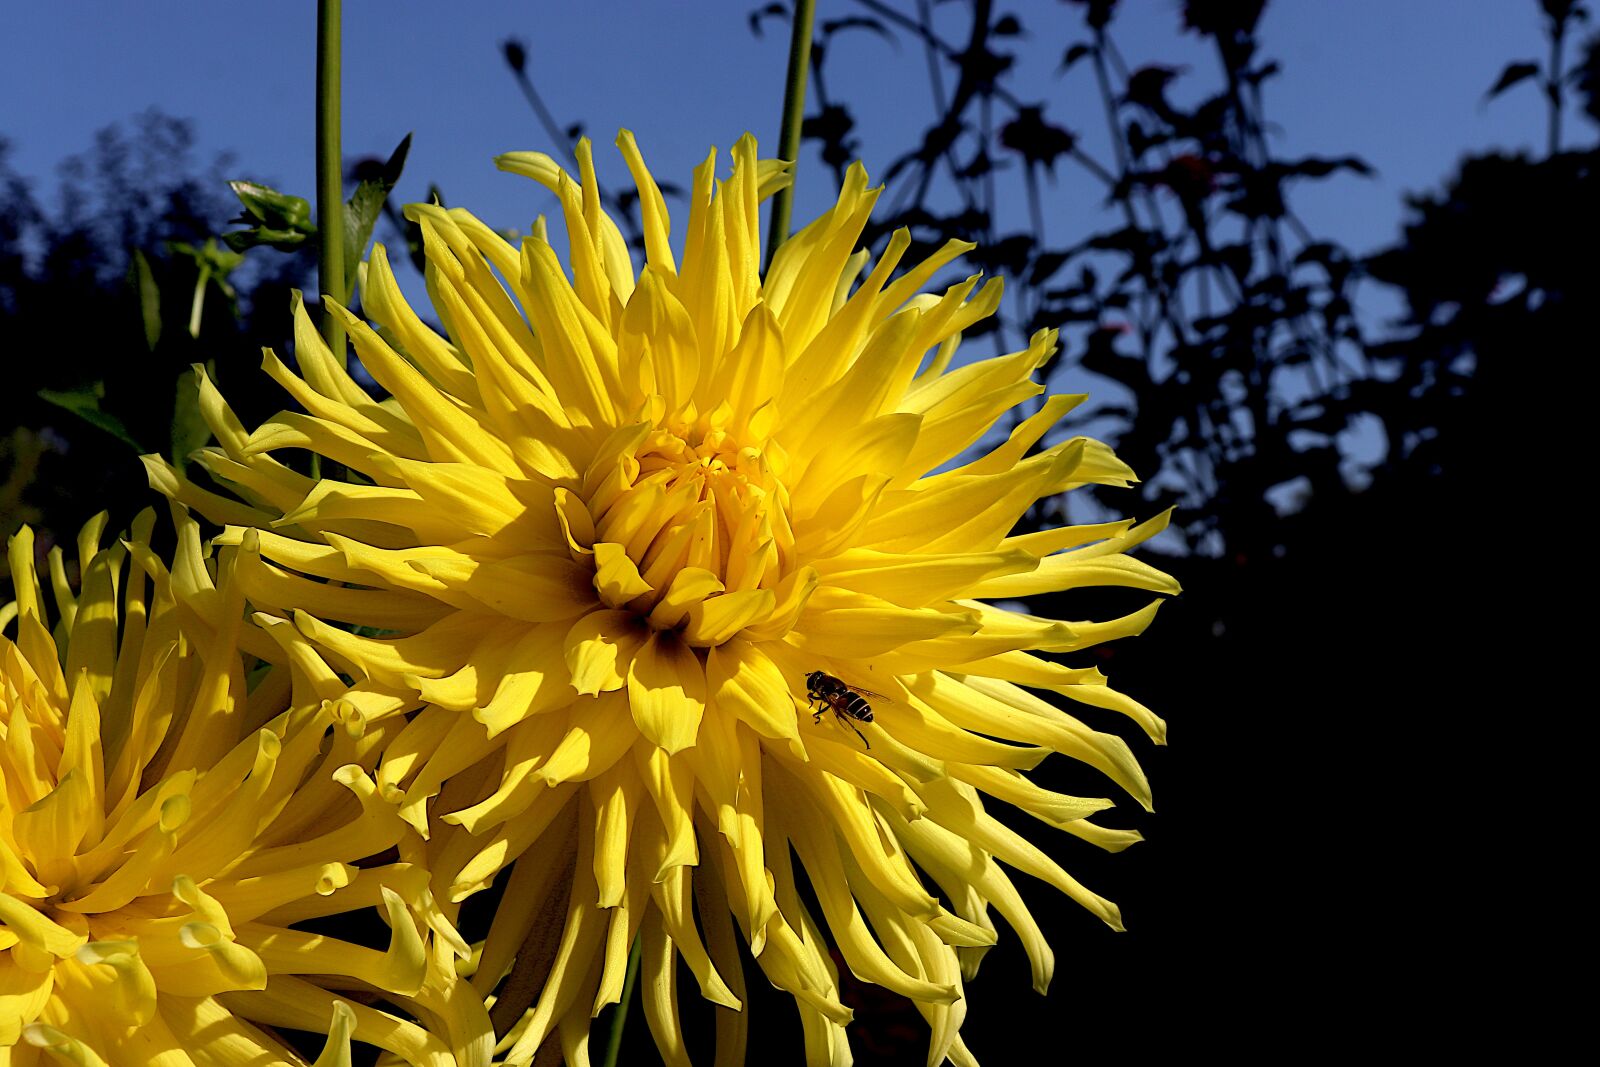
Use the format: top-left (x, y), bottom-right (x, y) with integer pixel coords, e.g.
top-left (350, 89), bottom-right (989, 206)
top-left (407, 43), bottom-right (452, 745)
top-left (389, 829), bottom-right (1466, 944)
top-left (170, 238), bottom-right (245, 278)
top-left (131, 249), bottom-right (162, 350)
top-left (37, 385), bottom-right (145, 452)
top-left (223, 226), bottom-right (309, 253)
top-left (343, 133), bottom-right (412, 296)
top-left (226, 180), bottom-right (317, 252)
top-left (230, 181), bottom-right (314, 231)
top-left (170, 365), bottom-right (213, 471)
top-left (168, 239), bottom-right (244, 336)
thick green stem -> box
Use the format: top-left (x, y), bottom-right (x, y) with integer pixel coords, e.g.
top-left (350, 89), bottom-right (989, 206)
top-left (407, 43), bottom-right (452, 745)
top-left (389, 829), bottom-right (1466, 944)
top-left (316, 0), bottom-right (346, 364)
top-left (763, 0), bottom-right (817, 270)
top-left (599, 937), bottom-right (642, 1067)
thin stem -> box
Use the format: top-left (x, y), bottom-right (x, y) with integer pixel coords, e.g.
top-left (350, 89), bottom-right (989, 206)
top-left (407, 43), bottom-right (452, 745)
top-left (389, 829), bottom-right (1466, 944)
top-left (512, 66), bottom-right (581, 169)
top-left (316, 0), bottom-right (346, 365)
top-left (915, 0), bottom-right (947, 116)
top-left (599, 937), bottom-right (643, 1067)
top-left (188, 266), bottom-right (209, 339)
top-left (764, 0), bottom-right (817, 270)
top-left (1547, 16), bottom-right (1566, 157)
top-left (1022, 161), bottom-right (1044, 246)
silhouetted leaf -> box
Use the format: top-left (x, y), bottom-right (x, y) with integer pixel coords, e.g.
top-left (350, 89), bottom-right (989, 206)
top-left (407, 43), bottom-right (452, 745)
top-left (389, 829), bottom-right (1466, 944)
top-left (992, 14), bottom-right (1023, 37)
top-left (1029, 250), bottom-right (1072, 285)
top-left (1126, 120), bottom-right (1170, 158)
top-left (954, 42), bottom-right (1014, 91)
top-left (1124, 65), bottom-right (1182, 108)
top-left (38, 385), bottom-right (144, 452)
top-left (1539, 0), bottom-right (1582, 25)
top-left (1060, 42), bottom-right (1093, 71)
top-left (1212, 242), bottom-right (1252, 282)
top-left (748, 3), bottom-right (788, 37)
top-left (999, 106), bottom-right (1078, 170)
top-left (1062, 0), bottom-right (1118, 32)
top-left (1281, 155), bottom-right (1374, 179)
top-left (1577, 34), bottom-right (1600, 122)
top-left (970, 234), bottom-right (1034, 277)
top-left (1085, 225), bottom-right (1160, 259)
top-left (802, 104), bottom-right (858, 174)
top-left (1294, 242), bottom-right (1341, 267)
top-left (1486, 61), bottom-right (1540, 100)
top-left (1244, 60), bottom-right (1281, 83)
top-left (131, 249), bottom-right (161, 350)
top-left (821, 16), bottom-right (893, 43)
top-left (883, 117), bottom-right (965, 186)
top-left (1182, 0), bottom-right (1266, 37)
top-left (958, 151), bottom-right (993, 179)
top-left (502, 38), bottom-right (527, 73)
top-left (1226, 172), bottom-right (1285, 219)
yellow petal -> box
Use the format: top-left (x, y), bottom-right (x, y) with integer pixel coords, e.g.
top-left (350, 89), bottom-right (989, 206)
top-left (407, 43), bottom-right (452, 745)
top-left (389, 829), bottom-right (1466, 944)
top-left (617, 130), bottom-right (678, 275)
top-left (21, 1025), bottom-right (110, 1067)
top-left (564, 609), bottom-right (647, 695)
top-left (639, 909), bottom-right (692, 1067)
top-left (626, 631), bottom-right (706, 754)
top-left (537, 693), bottom-right (636, 786)
top-left (790, 586), bottom-right (978, 659)
top-left (634, 743), bottom-right (697, 875)
top-left (0, 964), bottom-right (53, 1046)
top-left (705, 640), bottom-right (798, 741)
top-left (683, 589), bottom-right (776, 648)
top-left (812, 547), bottom-right (1035, 608)
top-left (592, 542), bottom-right (654, 608)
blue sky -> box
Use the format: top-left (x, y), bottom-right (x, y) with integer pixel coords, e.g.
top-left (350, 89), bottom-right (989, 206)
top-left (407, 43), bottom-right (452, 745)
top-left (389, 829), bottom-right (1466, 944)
top-left (3, 1), bottom-right (1571, 544)
top-left (3, 1), bottom-right (1558, 261)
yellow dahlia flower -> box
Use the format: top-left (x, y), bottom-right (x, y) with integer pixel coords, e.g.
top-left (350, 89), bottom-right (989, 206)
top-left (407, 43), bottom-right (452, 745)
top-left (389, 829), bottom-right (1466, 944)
top-left (151, 133), bottom-right (1176, 1065)
top-left (0, 513), bottom-right (490, 1067)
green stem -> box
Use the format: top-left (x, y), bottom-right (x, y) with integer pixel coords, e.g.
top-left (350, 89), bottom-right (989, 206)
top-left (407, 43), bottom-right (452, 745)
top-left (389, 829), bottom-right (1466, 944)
top-left (763, 0), bottom-right (817, 271)
top-left (599, 937), bottom-right (642, 1067)
top-left (316, 0), bottom-right (346, 365)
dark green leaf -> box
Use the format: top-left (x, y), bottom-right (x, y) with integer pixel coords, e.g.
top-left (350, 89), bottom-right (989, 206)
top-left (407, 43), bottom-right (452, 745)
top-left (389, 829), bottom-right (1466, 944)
top-left (222, 226), bottom-right (309, 253)
top-left (170, 364), bottom-right (213, 471)
top-left (131, 249), bottom-right (161, 350)
top-left (169, 237), bottom-right (245, 276)
top-left (343, 134), bottom-right (412, 296)
top-left (37, 386), bottom-right (145, 452)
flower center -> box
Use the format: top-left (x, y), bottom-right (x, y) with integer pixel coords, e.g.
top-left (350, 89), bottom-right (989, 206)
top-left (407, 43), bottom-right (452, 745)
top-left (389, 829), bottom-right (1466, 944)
top-left (584, 412), bottom-right (796, 622)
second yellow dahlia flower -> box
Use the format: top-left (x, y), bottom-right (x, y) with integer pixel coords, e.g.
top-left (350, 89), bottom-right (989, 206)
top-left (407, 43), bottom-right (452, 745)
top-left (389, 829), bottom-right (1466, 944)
top-left (1, 514), bottom-right (490, 1067)
top-left (151, 132), bottom-right (1176, 1065)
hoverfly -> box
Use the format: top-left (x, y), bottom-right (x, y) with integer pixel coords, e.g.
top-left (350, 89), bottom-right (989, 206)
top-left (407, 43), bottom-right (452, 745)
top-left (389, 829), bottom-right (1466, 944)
top-left (804, 670), bottom-right (882, 748)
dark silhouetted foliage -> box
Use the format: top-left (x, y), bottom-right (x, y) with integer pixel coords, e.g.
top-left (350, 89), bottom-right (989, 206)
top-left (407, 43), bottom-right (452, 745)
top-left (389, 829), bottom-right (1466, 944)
top-left (743, 1), bottom-right (1595, 1062)
top-left (0, 112), bottom-right (311, 567)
